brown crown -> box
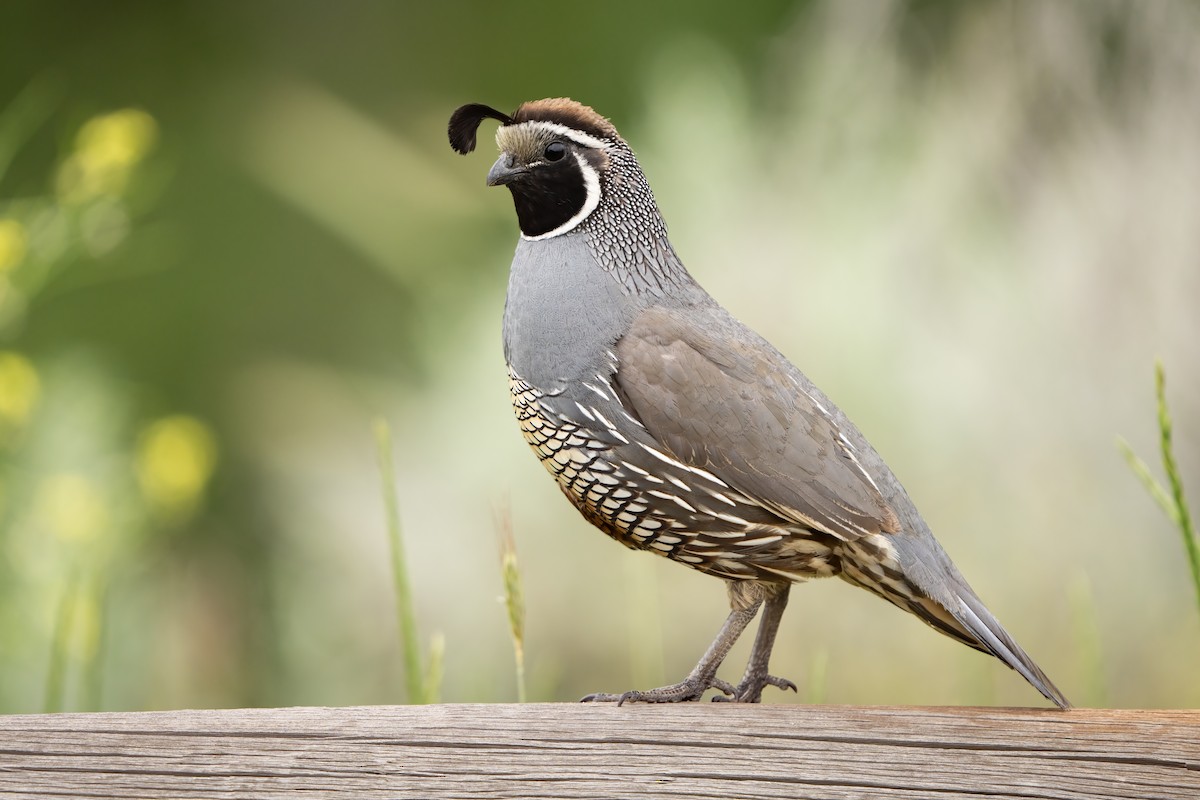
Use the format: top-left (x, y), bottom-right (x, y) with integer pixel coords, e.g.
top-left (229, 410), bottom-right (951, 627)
top-left (512, 98), bottom-right (619, 142)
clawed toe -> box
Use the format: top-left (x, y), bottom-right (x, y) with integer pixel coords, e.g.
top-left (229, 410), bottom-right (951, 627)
top-left (711, 673), bottom-right (798, 703)
top-left (581, 671), bottom-right (797, 705)
top-left (581, 676), bottom-right (733, 705)
top-left (766, 674), bottom-right (798, 693)
top-left (580, 692), bottom-right (624, 703)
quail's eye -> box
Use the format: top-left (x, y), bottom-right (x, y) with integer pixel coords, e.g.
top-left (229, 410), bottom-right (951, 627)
top-left (544, 141), bottom-right (567, 162)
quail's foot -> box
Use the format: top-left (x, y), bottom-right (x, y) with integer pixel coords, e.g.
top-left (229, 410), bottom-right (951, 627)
top-left (581, 676), bottom-right (734, 705)
top-left (711, 674), bottom-right (797, 703)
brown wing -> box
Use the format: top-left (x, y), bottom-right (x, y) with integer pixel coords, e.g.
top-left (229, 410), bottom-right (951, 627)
top-left (615, 306), bottom-right (900, 540)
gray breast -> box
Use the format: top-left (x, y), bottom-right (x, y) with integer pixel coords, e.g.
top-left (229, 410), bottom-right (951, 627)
top-left (502, 232), bottom-right (637, 391)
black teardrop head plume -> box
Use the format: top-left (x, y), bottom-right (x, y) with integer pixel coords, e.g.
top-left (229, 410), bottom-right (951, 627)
top-left (448, 103), bottom-right (514, 154)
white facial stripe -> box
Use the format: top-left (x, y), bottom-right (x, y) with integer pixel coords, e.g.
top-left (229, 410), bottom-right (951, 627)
top-left (521, 152), bottom-right (601, 241)
top-left (499, 120), bottom-right (609, 150)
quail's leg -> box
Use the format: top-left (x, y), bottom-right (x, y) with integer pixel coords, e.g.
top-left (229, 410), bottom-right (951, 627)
top-left (713, 584), bottom-right (797, 703)
top-left (581, 602), bottom-right (761, 705)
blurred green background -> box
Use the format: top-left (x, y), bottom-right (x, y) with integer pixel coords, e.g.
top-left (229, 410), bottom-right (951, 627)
top-left (1, 0), bottom-right (1197, 714)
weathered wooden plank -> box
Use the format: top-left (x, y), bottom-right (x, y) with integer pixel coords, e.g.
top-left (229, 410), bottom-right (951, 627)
top-left (0, 704), bottom-right (1196, 800)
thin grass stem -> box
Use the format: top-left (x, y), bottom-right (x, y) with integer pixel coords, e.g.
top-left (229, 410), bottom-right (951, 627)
top-left (82, 577), bottom-right (107, 712)
top-left (424, 632), bottom-right (445, 705)
top-left (44, 574), bottom-right (77, 713)
top-left (1117, 439), bottom-right (1178, 523)
top-left (494, 502), bottom-right (527, 703)
top-left (373, 418), bottom-right (424, 704)
top-left (623, 556), bottom-right (665, 692)
top-left (1119, 361), bottom-right (1200, 622)
top-left (1067, 572), bottom-right (1107, 708)
top-left (805, 646), bottom-right (828, 704)
top-left (1154, 361), bottom-right (1200, 619)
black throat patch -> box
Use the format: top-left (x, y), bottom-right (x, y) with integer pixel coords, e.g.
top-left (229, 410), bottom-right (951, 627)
top-left (508, 156), bottom-right (589, 238)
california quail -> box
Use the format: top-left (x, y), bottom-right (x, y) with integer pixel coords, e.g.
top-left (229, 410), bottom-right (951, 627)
top-left (448, 98), bottom-right (1070, 707)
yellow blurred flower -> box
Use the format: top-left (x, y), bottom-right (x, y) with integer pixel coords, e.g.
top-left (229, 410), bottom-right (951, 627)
top-left (36, 473), bottom-right (108, 542)
top-left (0, 218), bottom-right (27, 273)
top-left (0, 350), bottom-right (40, 428)
top-left (136, 415), bottom-right (217, 517)
top-left (57, 109), bottom-right (158, 204)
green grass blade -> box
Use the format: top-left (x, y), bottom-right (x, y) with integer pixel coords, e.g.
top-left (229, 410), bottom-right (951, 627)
top-left (424, 632), bottom-right (445, 705)
top-left (0, 76), bottom-right (60, 183)
top-left (373, 418), bottom-right (424, 704)
top-left (1117, 438), bottom-right (1179, 525)
top-left (1119, 362), bottom-right (1200, 622)
top-left (495, 503), bottom-right (527, 703)
top-left (623, 555), bottom-right (665, 692)
top-left (1154, 361), bottom-right (1200, 618)
top-left (82, 578), bottom-right (108, 712)
top-left (805, 646), bottom-right (828, 704)
top-left (1068, 572), bottom-right (1107, 708)
top-left (44, 574), bottom-right (78, 713)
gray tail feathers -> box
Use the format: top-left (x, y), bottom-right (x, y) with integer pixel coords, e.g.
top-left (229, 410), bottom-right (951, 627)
top-left (846, 534), bottom-right (1071, 709)
top-left (943, 586), bottom-right (1071, 709)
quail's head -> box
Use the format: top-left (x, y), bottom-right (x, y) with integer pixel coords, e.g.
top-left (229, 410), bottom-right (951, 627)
top-left (449, 99), bottom-right (625, 239)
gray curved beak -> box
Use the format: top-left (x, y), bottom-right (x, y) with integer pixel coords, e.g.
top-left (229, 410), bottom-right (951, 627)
top-left (487, 154), bottom-right (525, 186)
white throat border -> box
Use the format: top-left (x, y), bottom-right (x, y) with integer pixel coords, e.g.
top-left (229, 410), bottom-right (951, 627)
top-left (521, 151), bottom-right (602, 242)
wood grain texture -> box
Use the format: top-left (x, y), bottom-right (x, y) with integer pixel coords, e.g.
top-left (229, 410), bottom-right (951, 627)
top-left (0, 704), bottom-right (1196, 799)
